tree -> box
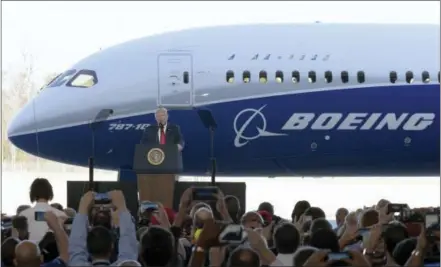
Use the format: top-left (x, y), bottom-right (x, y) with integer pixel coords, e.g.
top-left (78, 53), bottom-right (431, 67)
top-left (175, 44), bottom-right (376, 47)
top-left (2, 51), bottom-right (40, 163)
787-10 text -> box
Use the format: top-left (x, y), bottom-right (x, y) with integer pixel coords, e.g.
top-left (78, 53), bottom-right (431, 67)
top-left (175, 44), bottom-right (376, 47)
top-left (108, 123), bottom-right (150, 131)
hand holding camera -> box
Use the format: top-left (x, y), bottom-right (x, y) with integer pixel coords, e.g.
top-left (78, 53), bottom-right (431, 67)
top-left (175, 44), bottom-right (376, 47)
top-left (192, 186), bottom-right (219, 202)
top-left (78, 190), bottom-right (127, 215)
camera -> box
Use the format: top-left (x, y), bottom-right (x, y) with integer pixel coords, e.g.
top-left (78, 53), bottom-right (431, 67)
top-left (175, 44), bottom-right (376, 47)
top-left (94, 192), bottom-right (111, 205)
top-left (34, 211), bottom-right (46, 221)
top-left (140, 201), bottom-right (158, 213)
top-left (218, 224), bottom-right (247, 244)
top-left (387, 203), bottom-right (424, 223)
top-left (192, 187), bottom-right (218, 201)
top-left (137, 201), bottom-right (159, 228)
top-left (328, 252), bottom-right (351, 261)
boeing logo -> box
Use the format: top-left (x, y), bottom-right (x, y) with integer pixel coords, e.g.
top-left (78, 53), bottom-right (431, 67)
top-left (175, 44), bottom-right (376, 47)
top-left (233, 105), bottom-right (435, 148)
top-left (233, 105), bottom-right (287, 148)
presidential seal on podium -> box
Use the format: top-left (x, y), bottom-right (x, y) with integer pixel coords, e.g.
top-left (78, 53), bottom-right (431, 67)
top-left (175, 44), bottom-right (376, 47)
top-left (147, 148), bottom-right (165, 165)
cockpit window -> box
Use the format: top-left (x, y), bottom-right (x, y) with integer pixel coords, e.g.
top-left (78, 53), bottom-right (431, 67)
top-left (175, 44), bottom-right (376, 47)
top-left (46, 69), bottom-right (77, 87)
top-left (66, 69), bottom-right (98, 88)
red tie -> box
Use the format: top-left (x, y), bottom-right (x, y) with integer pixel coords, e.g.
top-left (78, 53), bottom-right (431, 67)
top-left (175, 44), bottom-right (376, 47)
top-left (160, 129), bottom-right (166, 145)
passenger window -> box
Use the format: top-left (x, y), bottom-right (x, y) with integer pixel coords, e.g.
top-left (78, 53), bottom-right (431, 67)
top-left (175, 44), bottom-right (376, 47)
top-left (421, 71), bottom-right (430, 83)
top-left (308, 71), bottom-right (316, 83)
top-left (259, 71), bottom-right (267, 83)
top-left (341, 71), bottom-right (349, 83)
top-left (226, 70), bottom-right (234, 83)
top-left (243, 71), bottom-right (251, 83)
top-left (405, 71), bottom-right (414, 84)
top-left (47, 69), bottom-right (77, 87)
top-left (183, 72), bottom-right (189, 84)
top-left (291, 71), bottom-right (300, 83)
top-left (389, 71), bottom-right (398, 84)
top-left (324, 71), bottom-right (333, 83)
top-left (275, 71), bottom-right (284, 83)
top-left (357, 71), bottom-right (365, 83)
top-left (66, 70), bottom-right (98, 88)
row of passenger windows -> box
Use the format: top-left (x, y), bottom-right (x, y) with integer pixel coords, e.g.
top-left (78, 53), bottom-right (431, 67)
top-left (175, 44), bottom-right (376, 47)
top-left (225, 70), bottom-right (441, 84)
top-left (46, 69), bottom-right (98, 88)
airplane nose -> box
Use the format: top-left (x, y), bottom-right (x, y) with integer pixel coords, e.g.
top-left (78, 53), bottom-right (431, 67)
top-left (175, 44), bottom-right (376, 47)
top-left (7, 100), bottom-right (39, 155)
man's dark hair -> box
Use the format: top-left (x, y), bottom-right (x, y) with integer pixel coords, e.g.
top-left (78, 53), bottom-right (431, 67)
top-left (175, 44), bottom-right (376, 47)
top-left (293, 246), bottom-right (318, 267)
top-left (224, 195), bottom-right (241, 223)
top-left (87, 226), bottom-right (114, 258)
top-left (29, 178), bottom-right (54, 202)
top-left (360, 209), bottom-right (379, 228)
top-left (393, 238), bottom-right (417, 266)
top-left (310, 218), bottom-right (332, 234)
top-left (1, 237), bottom-right (19, 267)
top-left (304, 207), bottom-right (326, 220)
top-left (383, 222), bottom-right (409, 255)
top-left (258, 202), bottom-right (274, 215)
top-left (39, 232), bottom-right (58, 263)
top-left (50, 203), bottom-right (63, 211)
top-left (302, 220), bottom-right (312, 233)
top-left (140, 226), bottom-right (174, 266)
top-left (16, 205), bottom-right (31, 215)
top-left (227, 247), bottom-right (260, 267)
top-left (309, 228), bottom-right (340, 252)
top-left (292, 200), bottom-right (311, 222)
top-left (273, 222), bottom-right (300, 254)
top-left (12, 216), bottom-right (28, 231)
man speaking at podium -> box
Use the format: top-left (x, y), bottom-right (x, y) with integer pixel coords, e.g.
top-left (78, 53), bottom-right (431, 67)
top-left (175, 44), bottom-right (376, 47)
top-left (138, 107), bottom-right (184, 206)
top-left (141, 107), bottom-right (184, 150)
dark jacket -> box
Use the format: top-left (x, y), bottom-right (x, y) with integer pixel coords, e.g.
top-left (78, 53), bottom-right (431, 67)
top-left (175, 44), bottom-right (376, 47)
top-left (140, 123), bottom-right (184, 148)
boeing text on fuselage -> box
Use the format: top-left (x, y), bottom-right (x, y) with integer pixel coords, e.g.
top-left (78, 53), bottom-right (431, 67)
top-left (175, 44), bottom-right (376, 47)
top-left (233, 105), bottom-right (436, 148)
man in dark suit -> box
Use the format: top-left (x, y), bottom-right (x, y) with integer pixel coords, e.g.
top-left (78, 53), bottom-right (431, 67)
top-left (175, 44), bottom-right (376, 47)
top-left (140, 107), bottom-right (184, 151)
top-left (137, 107), bottom-right (184, 208)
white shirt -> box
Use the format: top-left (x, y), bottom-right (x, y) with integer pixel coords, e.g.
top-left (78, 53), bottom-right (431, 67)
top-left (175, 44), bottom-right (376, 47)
top-left (157, 124), bottom-right (167, 143)
top-left (276, 253), bottom-right (295, 266)
top-left (19, 202), bottom-right (67, 242)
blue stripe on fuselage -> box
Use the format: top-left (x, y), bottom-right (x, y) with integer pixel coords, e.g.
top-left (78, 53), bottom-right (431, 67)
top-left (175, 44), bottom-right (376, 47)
top-left (10, 84), bottom-right (440, 177)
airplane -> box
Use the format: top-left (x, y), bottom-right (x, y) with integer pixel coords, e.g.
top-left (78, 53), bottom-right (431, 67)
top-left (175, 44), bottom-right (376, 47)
top-left (7, 23), bottom-right (440, 179)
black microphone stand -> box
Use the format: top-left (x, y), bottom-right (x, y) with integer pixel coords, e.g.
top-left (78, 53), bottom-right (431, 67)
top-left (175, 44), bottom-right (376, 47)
top-left (209, 126), bottom-right (216, 185)
top-left (88, 109), bottom-right (114, 191)
top-left (197, 109), bottom-right (218, 185)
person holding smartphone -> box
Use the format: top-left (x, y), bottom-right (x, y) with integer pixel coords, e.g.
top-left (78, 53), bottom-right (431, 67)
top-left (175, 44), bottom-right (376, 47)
top-left (19, 178), bottom-right (67, 242)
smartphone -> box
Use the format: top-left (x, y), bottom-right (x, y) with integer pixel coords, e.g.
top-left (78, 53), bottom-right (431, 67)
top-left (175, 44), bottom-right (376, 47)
top-left (140, 201), bottom-right (158, 212)
top-left (94, 193), bottom-right (111, 205)
top-left (218, 224), bottom-right (247, 244)
top-left (34, 211), bottom-right (45, 221)
top-left (328, 252), bottom-right (350, 260)
top-left (192, 187), bottom-right (218, 201)
top-left (425, 213), bottom-right (439, 228)
top-left (387, 203), bottom-right (408, 214)
top-left (358, 228), bottom-right (370, 247)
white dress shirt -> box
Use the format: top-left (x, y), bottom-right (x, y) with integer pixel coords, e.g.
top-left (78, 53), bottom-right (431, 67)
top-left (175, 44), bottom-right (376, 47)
top-left (19, 202), bottom-right (67, 242)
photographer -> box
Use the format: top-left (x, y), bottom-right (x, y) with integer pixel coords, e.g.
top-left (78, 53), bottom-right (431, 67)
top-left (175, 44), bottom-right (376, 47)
top-left (19, 178), bottom-right (67, 242)
top-left (68, 190), bottom-right (137, 266)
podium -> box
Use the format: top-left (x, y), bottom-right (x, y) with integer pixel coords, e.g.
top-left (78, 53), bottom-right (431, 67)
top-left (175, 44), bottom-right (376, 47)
top-left (133, 144), bottom-right (183, 207)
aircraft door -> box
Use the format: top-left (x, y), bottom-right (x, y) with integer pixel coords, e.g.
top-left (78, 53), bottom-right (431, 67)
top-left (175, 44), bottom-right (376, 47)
top-left (157, 54), bottom-right (193, 108)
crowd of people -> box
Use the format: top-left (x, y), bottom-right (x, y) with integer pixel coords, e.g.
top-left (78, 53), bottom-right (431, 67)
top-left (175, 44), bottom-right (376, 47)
top-left (1, 177), bottom-right (440, 267)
